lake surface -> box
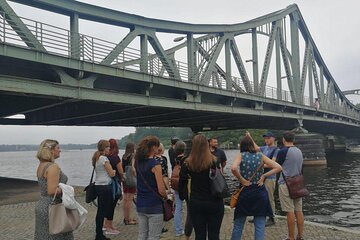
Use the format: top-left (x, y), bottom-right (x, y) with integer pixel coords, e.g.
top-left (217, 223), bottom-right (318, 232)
top-left (0, 149), bottom-right (359, 230)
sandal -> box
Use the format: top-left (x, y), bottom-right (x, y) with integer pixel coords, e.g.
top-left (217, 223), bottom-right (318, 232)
top-left (123, 218), bottom-right (137, 225)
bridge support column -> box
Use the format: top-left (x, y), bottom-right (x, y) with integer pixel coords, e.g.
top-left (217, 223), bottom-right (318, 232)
top-left (295, 133), bottom-right (327, 166)
top-left (140, 34), bottom-right (148, 73)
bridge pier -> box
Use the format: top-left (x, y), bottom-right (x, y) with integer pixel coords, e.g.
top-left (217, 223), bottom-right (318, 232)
top-left (294, 133), bottom-right (327, 166)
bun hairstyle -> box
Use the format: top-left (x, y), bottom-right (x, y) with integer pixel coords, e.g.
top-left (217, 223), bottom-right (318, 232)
top-left (92, 140), bottom-right (110, 166)
top-left (108, 138), bottom-right (119, 157)
top-left (135, 136), bottom-right (160, 162)
top-left (240, 135), bottom-right (256, 153)
top-left (37, 139), bottom-right (59, 162)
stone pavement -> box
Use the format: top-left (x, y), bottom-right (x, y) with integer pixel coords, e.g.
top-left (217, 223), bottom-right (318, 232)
top-left (1, 196), bottom-right (360, 240)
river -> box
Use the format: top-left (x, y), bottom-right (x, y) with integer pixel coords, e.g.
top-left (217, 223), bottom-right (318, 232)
top-left (0, 149), bottom-right (359, 230)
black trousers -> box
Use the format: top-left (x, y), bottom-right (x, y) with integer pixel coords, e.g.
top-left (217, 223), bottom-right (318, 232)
top-left (95, 185), bottom-right (112, 238)
top-left (189, 198), bottom-right (224, 240)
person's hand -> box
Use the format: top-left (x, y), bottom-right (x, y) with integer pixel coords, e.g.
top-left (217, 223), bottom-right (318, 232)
top-left (257, 175), bottom-right (266, 186)
top-left (240, 178), bottom-right (251, 187)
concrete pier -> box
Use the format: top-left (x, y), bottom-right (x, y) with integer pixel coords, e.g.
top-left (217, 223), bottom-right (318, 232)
top-left (295, 133), bottom-right (327, 165)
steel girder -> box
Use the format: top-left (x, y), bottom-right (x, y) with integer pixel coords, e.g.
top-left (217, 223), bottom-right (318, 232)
top-left (1, 0), bottom-right (359, 129)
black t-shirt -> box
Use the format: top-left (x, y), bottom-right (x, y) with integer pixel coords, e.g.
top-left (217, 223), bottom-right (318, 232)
top-left (179, 162), bottom-right (221, 201)
top-left (168, 147), bottom-right (177, 170)
top-left (108, 154), bottom-right (121, 183)
top-left (211, 148), bottom-right (227, 167)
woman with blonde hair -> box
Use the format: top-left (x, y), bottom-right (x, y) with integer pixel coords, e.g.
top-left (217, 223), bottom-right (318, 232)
top-left (92, 140), bottom-right (115, 240)
top-left (34, 139), bottom-right (73, 239)
top-left (179, 135), bottom-right (224, 240)
top-left (135, 136), bottom-right (167, 240)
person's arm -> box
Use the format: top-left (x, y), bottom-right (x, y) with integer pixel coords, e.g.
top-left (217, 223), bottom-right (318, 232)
top-left (178, 163), bottom-right (189, 200)
top-left (131, 154), bottom-right (136, 176)
top-left (220, 150), bottom-right (227, 169)
top-left (116, 161), bottom-right (124, 180)
top-left (104, 158), bottom-right (116, 177)
top-left (45, 164), bottom-right (62, 195)
top-left (245, 131), bottom-right (260, 152)
top-left (231, 153), bottom-right (251, 186)
top-left (257, 154), bottom-right (282, 186)
top-left (152, 165), bottom-right (167, 198)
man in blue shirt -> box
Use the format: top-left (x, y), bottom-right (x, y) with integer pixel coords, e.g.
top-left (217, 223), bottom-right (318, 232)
top-left (247, 131), bottom-right (278, 226)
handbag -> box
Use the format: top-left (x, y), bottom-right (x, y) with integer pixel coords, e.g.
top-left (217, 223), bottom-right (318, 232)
top-left (137, 160), bottom-right (175, 222)
top-left (49, 189), bottom-right (81, 235)
top-left (123, 165), bottom-right (137, 188)
top-left (282, 173), bottom-right (309, 199)
top-left (209, 165), bottom-right (230, 198)
top-left (170, 164), bottom-right (181, 191)
top-left (230, 162), bottom-right (264, 208)
top-left (84, 166), bottom-right (97, 203)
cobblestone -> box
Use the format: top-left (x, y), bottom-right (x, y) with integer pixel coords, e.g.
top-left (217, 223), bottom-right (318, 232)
top-left (1, 197), bottom-right (359, 240)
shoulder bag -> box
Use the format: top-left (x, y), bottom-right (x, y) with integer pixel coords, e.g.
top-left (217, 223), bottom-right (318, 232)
top-left (49, 188), bottom-right (81, 235)
top-left (170, 163), bottom-right (181, 191)
top-left (123, 165), bottom-right (137, 188)
top-left (209, 164), bottom-right (230, 198)
top-left (282, 172), bottom-right (309, 199)
top-left (281, 147), bottom-right (309, 199)
top-left (137, 160), bottom-right (175, 222)
top-left (84, 166), bottom-right (97, 203)
top-left (230, 162), bottom-right (264, 208)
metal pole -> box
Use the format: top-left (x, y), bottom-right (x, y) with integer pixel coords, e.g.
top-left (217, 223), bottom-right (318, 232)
top-left (70, 13), bottom-right (79, 59)
top-left (276, 29), bottom-right (282, 100)
top-left (252, 28), bottom-right (259, 95)
top-left (225, 38), bottom-right (232, 90)
top-left (187, 33), bottom-right (194, 82)
top-left (140, 34), bottom-right (148, 73)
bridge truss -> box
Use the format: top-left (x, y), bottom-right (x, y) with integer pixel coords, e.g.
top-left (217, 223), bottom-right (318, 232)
top-left (0, 0), bottom-right (359, 136)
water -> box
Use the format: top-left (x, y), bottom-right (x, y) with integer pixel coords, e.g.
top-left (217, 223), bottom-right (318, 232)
top-left (0, 149), bottom-right (359, 230)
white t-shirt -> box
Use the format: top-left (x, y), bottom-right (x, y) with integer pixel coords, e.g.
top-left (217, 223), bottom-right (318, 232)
top-left (94, 155), bottom-right (112, 185)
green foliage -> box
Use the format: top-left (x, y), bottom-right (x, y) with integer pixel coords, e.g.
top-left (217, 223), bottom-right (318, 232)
top-left (118, 127), bottom-right (285, 150)
top-left (118, 127), bottom-right (193, 149)
top-left (201, 129), bottom-right (272, 149)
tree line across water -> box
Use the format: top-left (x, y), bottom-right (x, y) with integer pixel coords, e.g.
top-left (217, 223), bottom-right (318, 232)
top-left (0, 127), bottom-right (280, 152)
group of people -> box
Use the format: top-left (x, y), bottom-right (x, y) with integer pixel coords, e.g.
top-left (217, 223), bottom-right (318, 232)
top-left (34, 131), bottom-right (305, 240)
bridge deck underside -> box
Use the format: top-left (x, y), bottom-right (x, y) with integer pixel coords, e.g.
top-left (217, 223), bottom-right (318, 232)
top-left (0, 91), bottom-right (358, 137)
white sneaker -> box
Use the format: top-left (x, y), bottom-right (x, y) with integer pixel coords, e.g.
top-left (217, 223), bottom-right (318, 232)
top-left (175, 230), bottom-right (185, 237)
top-left (105, 229), bottom-right (120, 235)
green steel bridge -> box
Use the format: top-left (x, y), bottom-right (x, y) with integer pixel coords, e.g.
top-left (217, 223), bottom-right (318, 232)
top-left (0, 0), bottom-right (359, 137)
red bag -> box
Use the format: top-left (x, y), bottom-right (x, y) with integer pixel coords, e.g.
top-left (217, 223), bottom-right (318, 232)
top-left (283, 173), bottom-right (309, 199)
top-left (162, 198), bottom-right (175, 221)
top-left (170, 164), bottom-right (181, 191)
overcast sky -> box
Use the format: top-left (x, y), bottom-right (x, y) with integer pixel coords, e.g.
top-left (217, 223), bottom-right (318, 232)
top-left (1, 0), bottom-right (359, 144)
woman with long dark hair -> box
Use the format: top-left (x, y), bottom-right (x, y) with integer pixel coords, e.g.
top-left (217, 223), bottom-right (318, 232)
top-left (135, 136), bottom-right (167, 240)
top-left (103, 139), bottom-right (124, 234)
top-left (93, 140), bottom-right (115, 240)
top-left (179, 134), bottom-right (224, 240)
top-left (230, 135), bottom-right (282, 240)
top-left (122, 142), bottom-right (137, 225)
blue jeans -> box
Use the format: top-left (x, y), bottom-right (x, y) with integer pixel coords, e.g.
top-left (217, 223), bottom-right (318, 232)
top-left (231, 216), bottom-right (266, 240)
top-left (174, 191), bottom-right (184, 234)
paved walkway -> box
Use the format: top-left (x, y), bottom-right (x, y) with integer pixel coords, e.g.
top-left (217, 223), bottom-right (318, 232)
top-left (1, 196), bottom-right (360, 240)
